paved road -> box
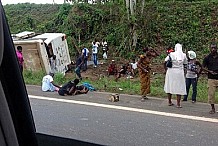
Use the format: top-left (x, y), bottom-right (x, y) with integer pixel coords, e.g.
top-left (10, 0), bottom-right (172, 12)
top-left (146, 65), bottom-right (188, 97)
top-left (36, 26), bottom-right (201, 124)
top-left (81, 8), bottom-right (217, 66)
top-left (27, 85), bottom-right (218, 146)
top-left (27, 85), bottom-right (218, 119)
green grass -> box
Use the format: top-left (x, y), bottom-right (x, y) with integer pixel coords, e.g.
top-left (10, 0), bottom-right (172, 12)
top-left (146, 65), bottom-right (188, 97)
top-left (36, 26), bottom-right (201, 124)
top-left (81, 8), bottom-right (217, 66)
top-left (23, 70), bottom-right (218, 103)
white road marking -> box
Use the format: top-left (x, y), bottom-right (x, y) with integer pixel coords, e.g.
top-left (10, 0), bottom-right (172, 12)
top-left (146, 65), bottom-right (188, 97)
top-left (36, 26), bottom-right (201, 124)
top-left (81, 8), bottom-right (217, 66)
top-left (29, 95), bottom-right (218, 123)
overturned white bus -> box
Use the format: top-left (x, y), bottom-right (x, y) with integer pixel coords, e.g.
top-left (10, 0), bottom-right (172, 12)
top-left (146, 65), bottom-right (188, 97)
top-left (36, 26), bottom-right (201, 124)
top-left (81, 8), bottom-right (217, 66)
top-left (13, 31), bottom-right (71, 74)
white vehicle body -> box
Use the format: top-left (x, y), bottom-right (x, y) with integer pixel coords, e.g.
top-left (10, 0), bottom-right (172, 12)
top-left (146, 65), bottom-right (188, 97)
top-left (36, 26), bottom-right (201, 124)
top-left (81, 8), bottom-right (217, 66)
top-left (13, 32), bottom-right (71, 74)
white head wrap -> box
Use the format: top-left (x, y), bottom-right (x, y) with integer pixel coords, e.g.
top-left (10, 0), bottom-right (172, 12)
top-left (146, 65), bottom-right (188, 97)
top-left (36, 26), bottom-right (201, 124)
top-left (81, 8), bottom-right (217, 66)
top-left (174, 43), bottom-right (184, 61)
top-left (188, 51), bottom-right (196, 59)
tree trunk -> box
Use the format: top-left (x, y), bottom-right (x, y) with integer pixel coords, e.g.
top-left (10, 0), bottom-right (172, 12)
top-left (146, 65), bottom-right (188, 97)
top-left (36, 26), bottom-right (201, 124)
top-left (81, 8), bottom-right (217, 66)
top-left (125, 0), bottom-right (130, 20)
top-left (141, 0), bottom-right (145, 14)
top-left (132, 24), bottom-right (137, 50)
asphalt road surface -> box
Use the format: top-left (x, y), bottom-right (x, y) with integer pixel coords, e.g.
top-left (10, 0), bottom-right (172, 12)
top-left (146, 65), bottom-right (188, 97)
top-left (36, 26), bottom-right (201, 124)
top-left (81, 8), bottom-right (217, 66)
top-left (27, 85), bottom-right (218, 146)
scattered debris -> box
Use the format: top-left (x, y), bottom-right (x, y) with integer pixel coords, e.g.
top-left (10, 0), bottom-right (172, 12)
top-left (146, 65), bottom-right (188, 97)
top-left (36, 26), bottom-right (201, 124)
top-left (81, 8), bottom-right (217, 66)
top-left (108, 93), bottom-right (119, 102)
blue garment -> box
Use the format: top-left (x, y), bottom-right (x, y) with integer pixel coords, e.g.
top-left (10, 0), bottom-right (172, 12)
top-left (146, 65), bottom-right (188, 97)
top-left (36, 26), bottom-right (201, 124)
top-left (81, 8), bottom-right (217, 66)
top-left (92, 54), bottom-right (97, 66)
top-left (183, 78), bottom-right (197, 101)
top-left (76, 56), bottom-right (83, 68)
top-left (82, 82), bottom-right (96, 91)
top-left (74, 67), bottom-right (81, 79)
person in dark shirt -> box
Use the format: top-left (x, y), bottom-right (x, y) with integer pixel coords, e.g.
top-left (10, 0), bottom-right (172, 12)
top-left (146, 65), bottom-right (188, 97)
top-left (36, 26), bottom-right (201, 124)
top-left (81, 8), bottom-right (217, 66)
top-left (203, 43), bottom-right (218, 114)
top-left (75, 54), bottom-right (84, 80)
top-left (74, 85), bottom-right (89, 95)
top-left (115, 64), bottom-right (128, 82)
top-left (58, 79), bottom-right (80, 96)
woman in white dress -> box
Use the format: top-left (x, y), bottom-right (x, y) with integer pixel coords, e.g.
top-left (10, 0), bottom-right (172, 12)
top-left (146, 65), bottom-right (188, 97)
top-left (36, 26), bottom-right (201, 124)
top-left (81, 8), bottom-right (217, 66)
top-left (164, 43), bottom-right (188, 108)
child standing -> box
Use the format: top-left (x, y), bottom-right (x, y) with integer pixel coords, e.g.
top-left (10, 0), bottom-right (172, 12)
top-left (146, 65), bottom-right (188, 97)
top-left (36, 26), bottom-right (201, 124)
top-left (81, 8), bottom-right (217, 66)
top-left (183, 51), bottom-right (202, 103)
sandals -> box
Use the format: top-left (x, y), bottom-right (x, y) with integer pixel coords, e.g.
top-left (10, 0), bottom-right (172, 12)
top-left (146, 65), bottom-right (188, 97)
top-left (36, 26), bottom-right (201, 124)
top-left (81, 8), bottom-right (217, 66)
top-left (141, 96), bottom-right (148, 102)
top-left (209, 110), bottom-right (215, 114)
top-left (176, 105), bottom-right (182, 108)
top-left (168, 103), bottom-right (174, 106)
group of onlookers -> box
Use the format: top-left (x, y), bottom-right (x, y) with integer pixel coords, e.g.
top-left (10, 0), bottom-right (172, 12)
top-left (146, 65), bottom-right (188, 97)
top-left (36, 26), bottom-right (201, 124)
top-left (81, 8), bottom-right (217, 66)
top-left (164, 42), bottom-right (218, 113)
top-left (39, 40), bottom-right (218, 115)
top-left (91, 39), bottom-right (108, 68)
top-left (107, 59), bottom-right (138, 81)
top-left (120, 42), bottom-right (218, 114)
top-left (73, 39), bottom-right (109, 80)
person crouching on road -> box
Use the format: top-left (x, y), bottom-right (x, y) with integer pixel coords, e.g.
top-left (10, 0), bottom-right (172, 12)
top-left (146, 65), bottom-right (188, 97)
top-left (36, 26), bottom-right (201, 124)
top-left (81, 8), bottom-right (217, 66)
top-left (58, 79), bottom-right (80, 96)
top-left (41, 72), bottom-right (60, 92)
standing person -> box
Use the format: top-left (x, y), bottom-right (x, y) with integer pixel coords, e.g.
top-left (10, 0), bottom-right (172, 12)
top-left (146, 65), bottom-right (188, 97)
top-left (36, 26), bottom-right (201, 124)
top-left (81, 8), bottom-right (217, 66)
top-left (41, 72), bottom-right (60, 92)
top-left (75, 54), bottom-right (84, 80)
top-left (183, 51), bottom-right (202, 103)
top-left (58, 79), bottom-right (80, 96)
top-left (102, 39), bottom-right (108, 59)
top-left (92, 41), bottom-right (98, 67)
top-left (82, 47), bottom-right (89, 71)
top-left (16, 46), bottom-right (24, 72)
top-left (164, 43), bottom-right (188, 108)
top-left (49, 54), bottom-right (57, 73)
top-left (137, 47), bottom-right (159, 101)
top-left (202, 43), bottom-right (218, 114)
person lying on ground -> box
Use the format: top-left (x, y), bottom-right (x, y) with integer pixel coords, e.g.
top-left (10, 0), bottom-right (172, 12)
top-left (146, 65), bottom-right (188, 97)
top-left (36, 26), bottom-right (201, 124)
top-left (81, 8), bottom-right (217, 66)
top-left (58, 79), bottom-right (80, 96)
top-left (74, 85), bottom-right (89, 95)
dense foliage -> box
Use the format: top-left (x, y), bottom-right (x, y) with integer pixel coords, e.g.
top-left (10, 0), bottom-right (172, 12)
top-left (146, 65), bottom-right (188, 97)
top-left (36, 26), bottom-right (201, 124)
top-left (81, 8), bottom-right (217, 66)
top-left (4, 1), bottom-right (218, 60)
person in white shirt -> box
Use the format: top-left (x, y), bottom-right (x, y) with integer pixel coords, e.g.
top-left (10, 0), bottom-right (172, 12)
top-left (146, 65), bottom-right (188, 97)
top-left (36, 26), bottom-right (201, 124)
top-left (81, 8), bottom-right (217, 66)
top-left (41, 72), bottom-right (60, 92)
top-left (92, 41), bottom-right (98, 67)
top-left (102, 40), bottom-right (108, 59)
top-left (82, 47), bottom-right (89, 71)
top-left (130, 58), bottom-right (138, 76)
top-left (164, 43), bottom-right (188, 108)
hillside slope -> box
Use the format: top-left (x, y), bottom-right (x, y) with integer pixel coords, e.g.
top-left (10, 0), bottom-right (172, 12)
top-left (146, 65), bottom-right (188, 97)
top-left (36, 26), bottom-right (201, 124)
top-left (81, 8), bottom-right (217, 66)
top-left (4, 1), bottom-right (218, 61)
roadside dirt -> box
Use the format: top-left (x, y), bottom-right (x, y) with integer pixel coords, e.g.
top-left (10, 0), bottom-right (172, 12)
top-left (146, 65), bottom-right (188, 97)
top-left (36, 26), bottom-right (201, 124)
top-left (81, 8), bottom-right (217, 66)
top-left (67, 59), bottom-right (165, 81)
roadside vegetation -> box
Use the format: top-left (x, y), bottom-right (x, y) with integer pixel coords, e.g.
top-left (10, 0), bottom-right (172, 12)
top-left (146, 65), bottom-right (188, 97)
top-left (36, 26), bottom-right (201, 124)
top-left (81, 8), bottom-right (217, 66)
top-left (23, 70), bottom-right (217, 103)
top-left (4, 1), bottom-right (218, 58)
